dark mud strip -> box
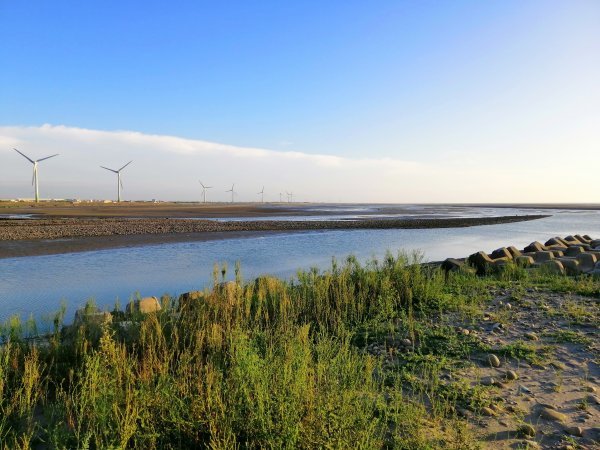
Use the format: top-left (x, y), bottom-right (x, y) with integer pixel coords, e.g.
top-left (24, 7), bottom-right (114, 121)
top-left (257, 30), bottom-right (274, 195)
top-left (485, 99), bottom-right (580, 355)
top-left (0, 215), bottom-right (548, 258)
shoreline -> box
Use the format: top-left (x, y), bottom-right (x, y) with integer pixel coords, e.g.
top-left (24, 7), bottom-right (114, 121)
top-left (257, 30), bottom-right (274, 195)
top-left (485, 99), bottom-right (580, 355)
top-left (0, 214), bottom-right (548, 259)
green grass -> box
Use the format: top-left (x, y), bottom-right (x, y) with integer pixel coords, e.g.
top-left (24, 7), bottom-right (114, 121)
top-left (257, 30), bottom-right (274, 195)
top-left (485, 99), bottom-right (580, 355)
top-left (0, 254), bottom-right (599, 449)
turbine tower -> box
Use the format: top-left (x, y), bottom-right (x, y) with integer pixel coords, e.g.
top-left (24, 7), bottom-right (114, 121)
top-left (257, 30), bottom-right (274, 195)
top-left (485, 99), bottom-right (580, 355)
top-left (100, 161), bottom-right (133, 202)
top-left (286, 191), bottom-right (293, 203)
top-left (257, 186), bottom-right (264, 203)
top-left (13, 148), bottom-right (59, 202)
top-left (199, 181), bottom-right (212, 203)
top-left (279, 192), bottom-right (283, 203)
top-left (226, 184), bottom-right (236, 203)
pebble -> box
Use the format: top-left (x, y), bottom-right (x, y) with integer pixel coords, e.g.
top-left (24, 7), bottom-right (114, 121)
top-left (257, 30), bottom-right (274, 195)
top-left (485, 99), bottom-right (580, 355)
top-left (480, 406), bottom-right (496, 416)
top-left (520, 439), bottom-right (539, 448)
top-left (539, 407), bottom-right (567, 422)
top-left (518, 423), bottom-right (536, 437)
top-left (481, 377), bottom-right (496, 386)
top-left (457, 408), bottom-right (470, 418)
top-left (518, 385), bottom-right (532, 394)
top-left (505, 302), bottom-right (512, 310)
top-left (538, 403), bottom-right (557, 410)
top-left (488, 354), bottom-right (501, 367)
top-left (401, 338), bottom-right (412, 347)
top-left (564, 425), bottom-right (583, 437)
top-left (505, 370), bottom-right (519, 380)
top-left (550, 361), bottom-right (566, 371)
top-left (524, 331), bottom-right (539, 341)
top-left (588, 394), bottom-right (600, 405)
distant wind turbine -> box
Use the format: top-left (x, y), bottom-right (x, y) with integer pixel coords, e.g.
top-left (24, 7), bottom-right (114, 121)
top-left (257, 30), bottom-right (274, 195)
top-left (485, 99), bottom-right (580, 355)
top-left (279, 192), bottom-right (283, 203)
top-left (199, 181), bottom-right (212, 203)
top-left (100, 161), bottom-right (133, 202)
top-left (286, 191), bottom-right (293, 203)
top-left (226, 184), bottom-right (236, 203)
top-left (257, 186), bottom-right (264, 203)
top-left (13, 148), bottom-right (59, 202)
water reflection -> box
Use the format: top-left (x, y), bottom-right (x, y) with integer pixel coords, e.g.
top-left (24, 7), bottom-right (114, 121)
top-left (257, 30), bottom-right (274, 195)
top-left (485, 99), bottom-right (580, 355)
top-left (0, 208), bottom-right (598, 324)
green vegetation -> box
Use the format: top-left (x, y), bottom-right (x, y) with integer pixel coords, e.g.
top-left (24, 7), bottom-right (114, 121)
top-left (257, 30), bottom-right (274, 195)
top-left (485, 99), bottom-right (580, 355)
top-left (1, 255), bottom-right (599, 449)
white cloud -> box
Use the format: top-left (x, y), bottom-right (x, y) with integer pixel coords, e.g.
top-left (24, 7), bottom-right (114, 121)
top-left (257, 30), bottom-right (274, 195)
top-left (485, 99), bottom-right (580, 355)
top-left (0, 124), bottom-right (597, 203)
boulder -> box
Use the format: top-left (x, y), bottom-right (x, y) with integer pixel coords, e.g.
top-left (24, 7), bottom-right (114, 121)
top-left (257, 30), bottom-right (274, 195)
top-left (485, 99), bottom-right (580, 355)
top-left (589, 261), bottom-right (600, 276)
top-left (524, 242), bottom-right (546, 253)
top-left (575, 234), bottom-right (589, 243)
top-left (441, 258), bottom-right (465, 273)
top-left (532, 251), bottom-right (554, 263)
top-left (565, 246), bottom-right (585, 257)
top-left (178, 290), bottom-right (205, 311)
top-left (557, 258), bottom-right (581, 275)
top-left (576, 252), bottom-right (597, 272)
top-left (516, 255), bottom-right (535, 267)
top-left (219, 281), bottom-right (240, 297)
top-left (468, 251), bottom-right (494, 274)
top-left (491, 247), bottom-right (512, 260)
top-left (507, 246), bottom-right (522, 258)
top-left (545, 237), bottom-right (565, 247)
top-left (542, 260), bottom-right (565, 275)
top-left (127, 296), bottom-right (161, 314)
top-left (583, 234), bottom-right (593, 241)
top-left (74, 306), bottom-right (112, 326)
top-left (563, 235), bottom-right (581, 244)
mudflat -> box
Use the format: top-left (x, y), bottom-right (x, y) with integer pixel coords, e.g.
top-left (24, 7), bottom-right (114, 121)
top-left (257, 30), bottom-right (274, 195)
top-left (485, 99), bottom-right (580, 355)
top-left (0, 201), bottom-right (553, 258)
top-left (0, 214), bottom-right (548, 258)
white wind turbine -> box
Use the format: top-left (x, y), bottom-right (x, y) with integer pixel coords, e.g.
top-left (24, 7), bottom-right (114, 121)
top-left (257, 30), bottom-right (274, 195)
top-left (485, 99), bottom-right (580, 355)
top-left (226, 184), bottom-right (236, 203)
top-left (199, 181), bottom-right (212, 203)
top-left (257, 186), bottom-right (264, 203)
top-left (286, 191), bottom-right (293, 203)
top-left (100, 161), bottom-right (133, 202)
top-left (13, 148), bottom-right (59, 202)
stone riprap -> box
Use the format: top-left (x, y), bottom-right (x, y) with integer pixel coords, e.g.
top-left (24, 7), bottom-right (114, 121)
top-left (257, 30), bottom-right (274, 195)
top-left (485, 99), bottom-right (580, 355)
top-left (448, 234), bottom-right (600, 275)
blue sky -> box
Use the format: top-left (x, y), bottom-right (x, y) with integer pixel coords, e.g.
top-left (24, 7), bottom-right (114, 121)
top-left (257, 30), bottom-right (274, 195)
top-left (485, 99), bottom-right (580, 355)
top-left (1, 1), bottom-right (599, 202)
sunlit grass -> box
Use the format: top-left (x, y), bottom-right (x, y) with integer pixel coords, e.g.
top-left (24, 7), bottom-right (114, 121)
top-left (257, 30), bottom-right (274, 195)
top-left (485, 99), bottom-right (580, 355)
top-left (0, 254), bottom-right (598, 448)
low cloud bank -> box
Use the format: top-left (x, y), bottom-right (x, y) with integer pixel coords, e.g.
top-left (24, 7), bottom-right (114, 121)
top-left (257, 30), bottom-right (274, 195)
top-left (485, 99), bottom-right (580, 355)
top-left (0, 124), bottom-right (594, 203)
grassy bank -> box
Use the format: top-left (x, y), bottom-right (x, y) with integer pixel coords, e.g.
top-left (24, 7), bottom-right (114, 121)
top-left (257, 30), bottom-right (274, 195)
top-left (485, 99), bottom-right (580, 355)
top-left (1, 254), bottom-right (599, 449)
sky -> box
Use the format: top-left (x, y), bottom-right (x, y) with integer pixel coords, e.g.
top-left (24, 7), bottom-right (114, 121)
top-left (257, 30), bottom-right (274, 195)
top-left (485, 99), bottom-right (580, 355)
top-left (1, 1), bottom-right (599, 203)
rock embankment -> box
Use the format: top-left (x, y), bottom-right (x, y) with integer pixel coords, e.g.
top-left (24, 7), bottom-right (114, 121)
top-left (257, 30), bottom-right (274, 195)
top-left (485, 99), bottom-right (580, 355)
top-left (444, 234), bottom-right (600, 276)
top-left (0, 215), bottom-right (547, 241)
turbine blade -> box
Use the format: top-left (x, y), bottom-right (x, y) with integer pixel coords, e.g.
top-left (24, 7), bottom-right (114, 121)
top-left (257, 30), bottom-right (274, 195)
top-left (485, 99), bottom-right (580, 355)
top-left (199, 181), bottom-right (205, 188)
top-left (37, 153), bottom-right (59, 162)
top-left (14, 148), bottom-right (35, 164)
top-left (100, 166), bottom-right (118, 173)
top-left (118, 160), bottom-right (133, 171)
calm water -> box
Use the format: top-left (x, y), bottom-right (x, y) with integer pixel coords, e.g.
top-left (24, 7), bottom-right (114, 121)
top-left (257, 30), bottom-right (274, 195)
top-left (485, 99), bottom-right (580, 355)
top-left (1, 206), bottom-right (598, 325)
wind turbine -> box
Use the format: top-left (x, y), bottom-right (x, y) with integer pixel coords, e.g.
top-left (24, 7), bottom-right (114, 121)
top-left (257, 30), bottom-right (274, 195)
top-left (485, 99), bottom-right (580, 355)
top-left (13, 148), bottom-right (59, 202)
top-left (257, 186), bottom-right (264, 203)
top-left (100, 161), bottom-right (132, 202)
top-left (199, 181), bottom-right (212, 203)
top-left (226, 184), bottom-right (236, 203)
top-left (286, 191), bottom-right (293, 203)
top-left (279, 192), bottom-right (283, 203)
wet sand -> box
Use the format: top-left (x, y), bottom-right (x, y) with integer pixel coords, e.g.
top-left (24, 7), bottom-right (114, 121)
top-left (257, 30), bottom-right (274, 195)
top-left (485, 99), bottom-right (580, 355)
top-left (0, 214), bottom-right (548, 259)
top-left (2, 201), bottom-right (598, 219)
